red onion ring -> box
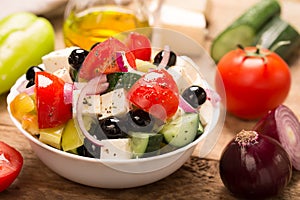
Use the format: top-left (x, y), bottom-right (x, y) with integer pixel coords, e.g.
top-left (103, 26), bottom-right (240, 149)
top-left (75, 76), bottom-right (109, 147)
top-left (115, 51), bottom-right (128, 72)
top-left (205, 88), bottom-right (221, 107)
top-left (63, 82), bottom-right (74, 105)
top-left (158, 45), bottom-right (170, 69)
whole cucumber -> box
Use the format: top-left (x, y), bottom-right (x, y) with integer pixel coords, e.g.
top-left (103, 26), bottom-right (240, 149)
top-left (0, 12), bottom-right (55, 94)
top-left (211, 0), bottom-right (281, 63)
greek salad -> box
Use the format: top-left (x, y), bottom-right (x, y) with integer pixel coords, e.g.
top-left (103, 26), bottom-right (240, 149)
top-left (9, 32), bottom-right (218, 159)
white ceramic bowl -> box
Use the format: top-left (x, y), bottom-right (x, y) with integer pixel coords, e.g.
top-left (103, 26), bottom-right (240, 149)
top-left (7, 28), bottom-right (225, 188)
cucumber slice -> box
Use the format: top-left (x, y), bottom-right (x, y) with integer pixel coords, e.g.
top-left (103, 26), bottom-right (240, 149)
top-left (197, 122), bottom-right (204, 137)
top-left (211, 0), bottom-right (281, 62)
top-left (106, 72), bottom-right (141, 92)
top-left (61, 118), bottom-right (84, 152)
top-left (254, 16), bottom-right (300, 63)
top-left (130, 132), bottom-right (163, 158)
top-left (160, 113), bottom-right (199, 148)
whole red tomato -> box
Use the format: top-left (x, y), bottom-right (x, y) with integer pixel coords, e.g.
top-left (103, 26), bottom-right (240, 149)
top-left (215, 46), bottom-right (291, 120)
top-left (0, 141), bottom-right (23, 192)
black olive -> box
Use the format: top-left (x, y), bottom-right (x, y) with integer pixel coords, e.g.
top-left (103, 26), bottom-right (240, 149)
top-left (25, 65), bottom-right (44, 81)
top-left (153, 50), bottom-right (177, 68)
top-left (98, 117), bottom-right (127, 139)
top-left (182, 85), bottom-right (207, 108)
top-left (77, 144), bottom-right (98, 158)
top-left (68, 48), bottom-right (89, 71)
top-left (122, 109), bottom-right (165, 133)
top-left (26, 79), bottom-right (35, 88)
top-left (127, 109), bottom-right (155, 132)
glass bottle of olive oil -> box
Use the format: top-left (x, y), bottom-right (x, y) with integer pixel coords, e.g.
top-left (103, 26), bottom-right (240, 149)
top-left (63, 6), bottom-right (149, 50)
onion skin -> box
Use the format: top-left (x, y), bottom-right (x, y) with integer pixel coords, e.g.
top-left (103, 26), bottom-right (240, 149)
top-left (219, 130), bottom-right (292, 199)
top-left (253, 104), bottom-right (300, 170)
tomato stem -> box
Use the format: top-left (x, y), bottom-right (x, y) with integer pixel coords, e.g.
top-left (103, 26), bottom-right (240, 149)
top-left (237, 44), bottom-right (269, 64)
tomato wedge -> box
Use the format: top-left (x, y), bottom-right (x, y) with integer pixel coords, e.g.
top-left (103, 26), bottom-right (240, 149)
top-left (79, 37), bottom-right (136, 80)
top-left (35, 71), bottom-right (72, 129)
top-left (125, 32), bottom-right (152, 61)
top-left (127, 69), bottom-right (179, 121)
top-left (0, 141), bottom-right (23, 192)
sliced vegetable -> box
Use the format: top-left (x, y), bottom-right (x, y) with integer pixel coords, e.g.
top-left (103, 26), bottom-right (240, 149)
top-left (178, 95), bottom-right (197, 113)
top-left (125, 32), bottom-right (152, 61)
top-left (127, 69), bottom-right (179, 121)
top-left (211, 0), bottom-right (281, 62)
top-left (21, 113), bottom-right (39, 136)
top-left (219, 130), bottom-right (292, 199)
top-left (61, 118), bottom-right (84, 152)
top-left (130, 132), bottom-right (163, 158)
top-left (253, 104), bottom-right (300, 170)
top-left (79, 37), bottom-right (136, 80)
top-left (181, 85), bottom-right (207, 108)
top-left (254, 16), bottom-right (300, 63)
top-left (35, 71), bottom-right (72, 129)
top-left (160, 113), bottom-right (199, 147)
top-left (0, 141), bottom-right (23, 192)
top-left (135, 59), bottom-right (157, 73)
top-left (10, 92), bottom-right (35, 122)
top-left (106, 72), bottom-right (141, 92)
top-left (39, 125), bottom-right (65, 149)
top-left (153, 50), bottom-right (177, 68)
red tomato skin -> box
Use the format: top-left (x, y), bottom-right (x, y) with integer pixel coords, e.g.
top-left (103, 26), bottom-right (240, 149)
top-left (35, 72), bottom-right (72, 129)
top-left (215, 47), bottom-right (291, 120)
top-left (127, 69), bottom-right (179, 121)
top-left (125, 32), bottom-right (152, 61)
top-left (0, 141), bottom-right (23, 192)
top-left (80, 37), bottom-right (136, 80)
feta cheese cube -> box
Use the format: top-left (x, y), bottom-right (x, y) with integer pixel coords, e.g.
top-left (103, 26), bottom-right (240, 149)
top-left (72, 89), bottom-right (101, 116)
top-left (52, 68), bottom-right (73, 83)
top-left (100, 139), bottom-right (132, 159)
top-left (42, 46), bottom-right (79, 73)
top-left (99, 88), bottom-right (130, 120)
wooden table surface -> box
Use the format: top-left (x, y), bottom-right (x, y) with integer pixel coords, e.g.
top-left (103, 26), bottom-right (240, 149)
top-left (1, 0), bottom-right (300, 199)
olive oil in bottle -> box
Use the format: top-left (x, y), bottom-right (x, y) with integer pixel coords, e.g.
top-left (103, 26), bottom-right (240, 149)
top-left (63, 6), bottom-right (149, 50)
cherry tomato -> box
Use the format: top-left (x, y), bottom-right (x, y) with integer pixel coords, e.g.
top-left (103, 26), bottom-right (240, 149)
top-left (79, 37), bottom-right (136, 80)
top-left (125, 32), bottom-right (151, 61)
top-left (0, 141), bottom-right (23, 192)
top-left (215, 46), bottom-right (291, 120)
top-left (127, 69), bottom-right (179, 121)
top-left (35, 71), bottom-right (72, 129)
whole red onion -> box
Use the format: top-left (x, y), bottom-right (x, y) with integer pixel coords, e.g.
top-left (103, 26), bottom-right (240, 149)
top-left (219, 130), bottom-right (292, 199)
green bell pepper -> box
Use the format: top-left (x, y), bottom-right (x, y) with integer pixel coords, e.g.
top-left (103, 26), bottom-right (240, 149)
top-left (0, 12), bottom-right (55, 94)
